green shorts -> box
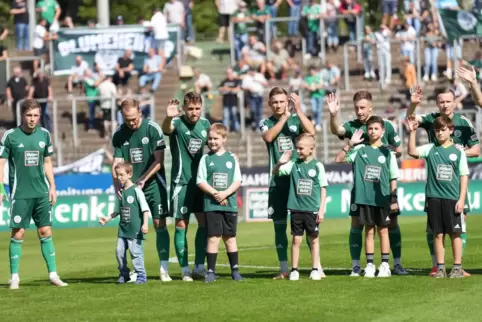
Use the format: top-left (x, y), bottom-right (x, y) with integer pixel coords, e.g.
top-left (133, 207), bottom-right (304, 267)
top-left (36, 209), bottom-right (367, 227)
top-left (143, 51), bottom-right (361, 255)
top-left (268, 186), bottom-right (289, 222)
top-left (10, 197), bottom-right (52, 229)
top-left (169, 183), bottom-right (204, 219)
top-left (145, 185), bottom-right (169, 220)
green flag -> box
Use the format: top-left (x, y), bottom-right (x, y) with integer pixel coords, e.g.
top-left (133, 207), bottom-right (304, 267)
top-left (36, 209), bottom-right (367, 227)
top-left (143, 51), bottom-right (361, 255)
top-left (438, 9), bottom-right (482, 42)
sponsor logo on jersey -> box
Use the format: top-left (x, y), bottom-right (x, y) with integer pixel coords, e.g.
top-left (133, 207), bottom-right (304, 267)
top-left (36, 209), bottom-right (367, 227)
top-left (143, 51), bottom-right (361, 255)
top-left (213, 172), bottom-right (228, 189)
top-left (436, 164), bottom-right (453, 181)
top-left (24, 151), bottom-right (40, 166)
top-left (120, 207), bottom-right (131, 223)
top-left (277, 136), bottom-right (293, 152)
top-left (141, 137), bottom-right (149, 144)
top-left (39, 141), bottom-right (46, 148)
top-left (296, 179), bottom-right (313, 195)
top-left (364, 165), bottom-right (381, 182)
top-left (129, 148), bottom-right (144, 164)
top-left (188, 138), bottom-right (203, 154)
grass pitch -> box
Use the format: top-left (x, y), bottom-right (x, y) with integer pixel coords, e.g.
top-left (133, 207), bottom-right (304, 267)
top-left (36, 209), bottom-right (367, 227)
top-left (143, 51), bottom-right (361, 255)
top-left (1, 216), bottom-right (482, 321)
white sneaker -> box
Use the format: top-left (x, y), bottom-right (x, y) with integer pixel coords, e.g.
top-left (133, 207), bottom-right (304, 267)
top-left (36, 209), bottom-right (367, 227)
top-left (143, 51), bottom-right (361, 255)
top-left (364, 263), bottom-right (376, 278)
top-left (309, 270), bottom-right (322, 280)
top-left (377, 262), bottom-right (391, 278)
top-left (160, 269), bottom-right (172, 282)
top-left (315, 124), bottom-right (322, 132)
top-left (192, 267), bottom-right (206, 280)
top-left (127, 272), bottom-right (137, 283)
top-left (431, 74), bottom-right (437, 82)
top-left (289, 270), bottom-right (299, 281)
top-left (50, 276), bottom-right (68, 287)
top-left (423, 75), bottom-right (429, 82)
top-left (319, 269), bottom-right (327, 279)
top-left (182, 271), bottom-right (194, 282)
top-left (9, 278), bottom-right (20, 290)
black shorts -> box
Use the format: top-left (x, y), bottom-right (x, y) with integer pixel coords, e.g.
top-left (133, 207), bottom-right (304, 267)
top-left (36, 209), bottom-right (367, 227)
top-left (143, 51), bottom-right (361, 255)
top-left (353, 204), bottom-right (390, 227)
top-left (219, 14), bottom-right (230, 27)
top-left (426, 197), bottom-right (464, 234)
top-left (102, 108), bottom-right (112, 121)
top-left (33, 47), bottom-right (47, 56)
top-left (205, 211), bottom-right (238, 237)
top-left (290, 211), bottom-right (319, 237)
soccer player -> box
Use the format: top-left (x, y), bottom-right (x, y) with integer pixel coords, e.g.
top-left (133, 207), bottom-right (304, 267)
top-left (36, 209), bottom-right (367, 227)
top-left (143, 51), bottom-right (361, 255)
top-left (0, 99), bottom-right (67, 289)
top-left (112, 99), bottom-right (171, 281)
top-left (162, 92), bottom-right (211, 281)
top-left (99, 162), bottom-right (150, 284)
top-left (273, 134), bottom-right (327, 281)
top-left (407, 86), bottom-right (479, 276)
top-left (196, 124), bottom-right (243, 283)
top-left (327, 91), bottom-right (407, 276)
top-left (335, 117), bottom-right (400, 278)
top-left (407, 116), bottom-right (468, 278)
top-left (259, 88), bottom-right (316, 280)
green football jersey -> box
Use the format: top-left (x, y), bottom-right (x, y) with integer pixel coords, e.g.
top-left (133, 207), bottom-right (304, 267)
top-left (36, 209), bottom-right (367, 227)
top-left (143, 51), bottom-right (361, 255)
top-left (113, 119), bottom-right (167, 193)
top-left (0, 126), bottom-right (53, 199)
top-left (346, 144), bottom-right (399, 207)
top-left (197, 151), bottom-right (242, 213)
top-left (278, 158), bottom-right (328, 213)
top-left (114, 184), bottom-right (150, 240)
top-left (36, 0), bottom-right (58, 23)
top-left (168, 116), bottom-right (210, 185)
top-left (259, 114), bottom-right (304, 187)
top-left (340, 119), bottom-right (401, 148)
top-left (416, 143), bottom-right (469, 201)
top-left (420, 112), bottom-right (479, 147)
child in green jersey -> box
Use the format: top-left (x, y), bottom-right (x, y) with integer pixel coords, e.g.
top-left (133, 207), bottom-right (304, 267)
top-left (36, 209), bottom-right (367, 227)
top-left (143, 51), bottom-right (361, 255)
top-left (335, 116), bottom-right (400, 278)
top-left (197, 124), bottom-right (243, 283)
top-left (407, 116), bottom-right (468, 278)
top-left (273, 133), bottom-right (328, 281)
top-left (99, 162), bottom-right (150, 284)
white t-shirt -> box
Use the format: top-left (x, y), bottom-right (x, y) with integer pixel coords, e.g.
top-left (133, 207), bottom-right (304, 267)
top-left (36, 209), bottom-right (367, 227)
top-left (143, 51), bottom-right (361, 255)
top-left (218, 0), bottom-right (237, 15)
top-left (98, 80), bottom-right (118, 109)
top-left (195, 73), bottom-right (212, 88)
top-left (164, 1), bottom-right (185, 24)
top-left (375, 30), bottom-right (391, 53)
top-left (33, 24), bottom-right (47, 49)
top-left (150, 12), bottom-right (169, 40)
top-left (242, 73), bottom-right (267, 96)
top-left (396, 26), bottom-right (417, 52)
top-left (71, 60), bottom-right (89, 78)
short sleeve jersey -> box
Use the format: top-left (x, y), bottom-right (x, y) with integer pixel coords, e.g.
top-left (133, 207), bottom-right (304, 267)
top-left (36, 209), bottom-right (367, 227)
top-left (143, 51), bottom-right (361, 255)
top-left (278, 158), bottom-right (328, 213)
top-left (345, 144), bottom-right (400, 207)
top-left (114, 185), bottom-right (150, 240)
top-left (113, 119), bottom-right (167, 193)
top-left (0, 126), bottom-right (53, 199)
top-left (420, 112), bottom-right (479, 147)
top-left (259, 114), bottom-right (304, 187)
top-left (36, 0), bottom-right (59, 24)
top-left (168, 116), bottom-right (210, 185)
top-left (416, 143), bottom-right (469, 201)
top-left (197, 151), bottom-right (242, 213)
top-left (340, 119), bottom-right (401, 149)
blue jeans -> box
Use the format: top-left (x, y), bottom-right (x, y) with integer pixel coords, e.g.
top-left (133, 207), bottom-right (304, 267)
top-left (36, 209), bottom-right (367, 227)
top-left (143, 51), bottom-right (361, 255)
top-left (141, 104), bottom-right (151, 119)
top-left (347, 22), bottom-right (356, 42)
top-left (139, 72), bottom-right (162, 91)
top-left (235, 33), bottom-right (248, 61)
top-left (250, 95), bottom-right (263, 129)
top-left (406, 17), bottom-right (421, 36)
top-left (15, 23), bottom-right (29, 51)
top-left (185, 10), bottom-right (193, 42)
top-left (88, 101), bottom-right (96, 129)
top-left (307, 31), bottom-right (318, 55)
top-left (401, 48), bottom-right (415, 64)
top-left (288, 5), bottom-right (301, 36)
top-left (224, 105), bottom-right (240, 131)
top-left (424, 47), bottom-right (439, 77)
top-left (39, 102), bottom-right (52, 132)
top-left (310, 97), bottom-right (323, 126)
top-left (363, 49), bottom-right (374, 75)
top-left (326, 20), bottom-right (339, 47)
top-left (116, 237), bottom-right (146, 277)
top-left (267, 5), bottom-right (278, 41)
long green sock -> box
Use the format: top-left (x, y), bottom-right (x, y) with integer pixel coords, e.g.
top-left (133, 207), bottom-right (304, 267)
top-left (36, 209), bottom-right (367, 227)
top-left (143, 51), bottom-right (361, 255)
top-left (156, 227), bottom-right (170, 261)
top-left (40, 236), bottom-right (57, 273)
top-left (389, 225), bottom-right (402, 261)
top-left (426, 232), bottom-right (434, 255)
top-left (194, 225), bottom-right (206, 266)
top-left (9, 238), bottom-right (23, 274)
top-left (349, 227), bottom-right (363, 263)
top-left (274, 222), bottom-right (288, 262)
top-left (174, 227), bottom-right (188, 267)
top-left (461, 232), bottom-right (467, 256)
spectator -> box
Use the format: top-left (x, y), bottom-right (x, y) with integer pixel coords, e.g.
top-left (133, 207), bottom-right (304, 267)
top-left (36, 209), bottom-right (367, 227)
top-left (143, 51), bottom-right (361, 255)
top-left (138, 88), bottom-right (153, 119)
top-left (381, 0), bottom-right (397, 29)
top-left (448, 77), bottom-right (469, 110)
top-left (396, 21), bottom-right (417, 64)
top-left (445, 38), bottom-right (462, 80)
top-left (375, 24), bottom-right (392, 85)
top-left (402, 57), bottom-right (416, 108)
top-left (302, 66), bottom-right (324, 132)
top-left (404, 1), bottom-right (421, 36)
top-left (194, 69), bottom-right (213, 94)
top-left (116, 15), bottom-right (124, 26)
top-left (63, 16), bottom-right (74, 28)
top-left (6, 66), bottom-right (28, 127)
top-left (231, 1), bottom-right (251, 61)
top-left (362, 26), bottom-right (376, 80)
top-left (233, 57), bottom-right (250, 79)
top-left (97, 76), bottom-right (118, 139)
top-left (469, 51), bottom-right (482, 84)
top-left (10, 0), bottom-right (29, 51)
top-left (87, 20), bottom-right (97, 28)
top-left (287, 0), bottom-right (302, 36)
top-left (339, 0), bottom-right (361, 43)
top-left (266, 0), bottom-right (282, 39)
top-left (36, 0), bottom-right (61, 32)
top-left (113, 50), bottom-right (134, 88)
top-left (242, 67), bottom-right (268, 130)
top-left (0, 25), bottom-right (8, 61)
top-left (325, 0), bottom-right (339, 52)
top-left (183, 0), bottom-right (194, 43)
top-left (302, 0), bottom-right (321, 57)
top-left (84, 69), bottom-right (100, 132)
top-left (139, 48), bottom-right (163, 92)
top-left (149, 8), bottom-right (168, 63)
top-left (66, 56), bottom-right (89, 95)
top-left (266, 40), bottom-right (293, 79)
top-left (92, 63), bottom-right (105, 83)
top-left (28, 70), bottom-right (52, 132)
top-left (242, 35), bottom-right (267, 74)
top-left (216, 0), bottom-right (237, 43)
top-left (289, 67), bottom-right (302, 94)
top-left (320, 61), bottom-right (341, 94)
top-left (32, 18), bottom-right (55, 73)
top-left (164, 0), bottom-right (185, 38)
top-left (219, 68), bottom-right (241, 132)
top-left (252, 0), bottom-right (271, 42)
top-left (423, 23), bottom-right (440, 82)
